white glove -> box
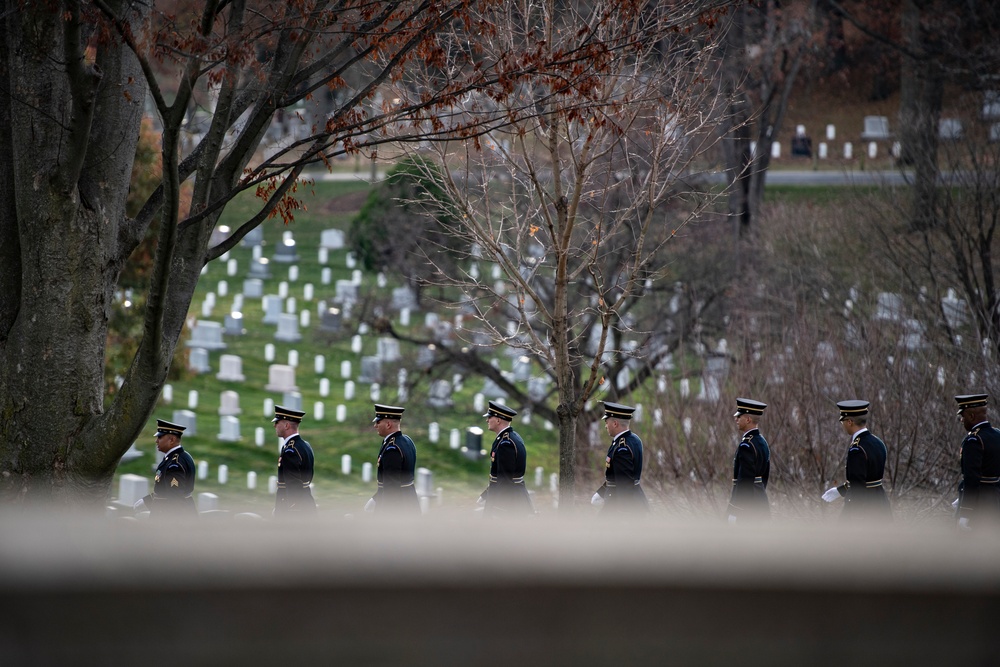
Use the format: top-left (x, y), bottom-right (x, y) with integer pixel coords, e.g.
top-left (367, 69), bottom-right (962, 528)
top-left (821, 487), bottom-right (841, 503)
top-left (476, 495), bottom-right (486, 507)
top-left (591, 492), bottom-right (605, 507)
top-left (727, 514), bottom-right (737, 524)
top-left (951, 498), bottom-right (960, 509)
top-left (958, 516), bottom-right (971, 530)
top-left (363, 498), bottom-right (376, 512)
top-left (132, 498), bottom-right (146, 512)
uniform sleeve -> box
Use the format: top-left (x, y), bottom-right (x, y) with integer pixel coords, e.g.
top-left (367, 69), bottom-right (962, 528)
top-left (844, 444), bottom-right (868, 495)
top-left (282, 446), bottom-right (309, 488)
top-left (380, 445), bottom-right (405, 496)
top-left (729, 443), bottom-right (757, 510)
top-left (613, 444), bottom-right (637, 485)
top-left (155, 461), bottom-right (189, 501)
top-left (495, 440), bottom-right (519, 483)
top-left (959, 436), bottom-right (984, 519)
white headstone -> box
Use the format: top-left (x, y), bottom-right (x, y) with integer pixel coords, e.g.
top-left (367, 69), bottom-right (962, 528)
top-left (428, 422), bottom-right (439, 443)
top-left (303, 283), bottom-right (314, 301)
top-left (217, 280), bottom-right (228, 297)
top-left (264, 364), bottom-right (297, 392)
top-left (321, 267), bottom-right (332, 285)
top-left (867, 141), bottom-right (877, 159)
top-left (279, 281), bottom-right (289, 298)
top-left (370, 383), bottom-right (381, 401)
top-left (319, 378), bottom-right (330, 398)
top-left (534, 467), bottom-right (544, 487)
top-left (162, 384), bottom-right (173, 403)
top-left (818, 142), bottom-right (828, 159)
top-left (188, 347), bottom-right (211, 374)
top-left (255, 427), bottom-right (265, 446)
top-left (218, 416), bottom-right (241, 442)
top-left (299, 309), bottom-right (310, 328)
top-left (285, 297), bottom-right (297, 314)
top-left (770, 141), bottom-right (781, 159)
top-left (197, 460), bottom-right (208, 480)
top-left (321, 229), bottom-right (345, 249)
top-left (217, 465), bottom-right (229, 485)
top-left (188, 390), bottom-right (199, 409)
top-left (198, 492), bottom-right (219, 511)
top-left (288, 349), bottom-right (299, 368)
top-left (844, 142), bottom-right (853, 159)
top-left (861, 116), bottom-right (889, 140)
top-left (341, 454), bottom-right (352, 475)
top-left (346, 252), bottom-right (356, 269)
top-left (217, 354), bottom-right (245, 382)
top-left (473, 393), bottom-right (485, 413)
top-left (336, 404), bottom-right (346, 422)
top-left (345, 381), bottom-right (355, 400)
top-left (243, 278), bottom-right (264, 299)
top-left (352, 269), bottom-right (362, 285)
top-left (416, 468), bottom-right (433, 497)
top-left (362, 462), bottom-right (373, 483)
top-left (679, 378), bottom-right (690, 398)
top-left (341, 360), bottom-right (352, 378)
top-left (288, 266), bottom-right (299, 282)
top-left (117, 474), bottom-right (148, 507)
top-left (450, 429), bottom-right (460, 449)
top-left (227, 259), bottom-right (238, 276)
top-left (400, 308), bottom-right (410, 326)
top-left (318, 247), bottom-right (329, 265)
top-left (275, 314), bottom-right (302, 342)
top-left (264, 343), bottom-right (275, 362)
top-left (314, 355), bottom-right (325, 375)
top-left (263, 397), bottom-right (274, 417)
top-left (186, 320), bottom-right (226, 350)
top-left (247, 471), bottom-right (257, 490)
top-left (218, 390), bottom-right (241, 416)
top-left (268, 475), bottom-right (278, 494)
top-left (262, 295), bottom-right (283, 324)
top-left (826, 124), bottom-right (835, 141)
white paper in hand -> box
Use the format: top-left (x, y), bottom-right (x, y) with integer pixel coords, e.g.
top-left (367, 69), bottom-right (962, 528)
top-left (821, 487), bottom-right (841, 503)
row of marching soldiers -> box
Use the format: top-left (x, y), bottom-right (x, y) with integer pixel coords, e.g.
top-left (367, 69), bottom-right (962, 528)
top-left (132, 393), bottom-right (1000, 527)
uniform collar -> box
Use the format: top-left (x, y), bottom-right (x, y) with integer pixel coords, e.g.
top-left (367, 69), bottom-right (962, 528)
top-left (163, 444), bottom-right (183, 457)
top-left (382, 430), bottom-right (401, 445)
top-left (971, 420), bottom-right (990, 432)
top-left (612, 429), bottom-right (631, 442)
top-left (849, 427), bottom-right (868, 440)
top-left (742, 428), bottom-right (759, 439)
top-left (497, 425), bottom-right (512, 437)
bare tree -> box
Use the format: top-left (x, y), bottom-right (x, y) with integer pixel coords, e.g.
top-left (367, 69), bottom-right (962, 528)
top-left (371, 0), bottom-right (735, 506)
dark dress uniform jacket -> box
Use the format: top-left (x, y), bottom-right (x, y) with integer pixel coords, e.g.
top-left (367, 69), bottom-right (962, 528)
top-left (275, 434), bottom-right (316, 515)
top-left (597, 430), bottom-right (649, 512)
top-left (957, 421), bottom-right (1000, 523)
top-left (839, 429), bottom-right (892, 520)
top-left (727, 428), bottom-right (770, 519)
top-left (375, 431), bottom-right (420, 514)
top-left (143, 446), bottom-right (196, 518)
top-left (481, 426), bottom-right (534, 516)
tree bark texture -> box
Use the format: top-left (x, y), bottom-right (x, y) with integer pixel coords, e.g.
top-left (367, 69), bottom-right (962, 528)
top-left (0, 2), bottom-right (155, 504)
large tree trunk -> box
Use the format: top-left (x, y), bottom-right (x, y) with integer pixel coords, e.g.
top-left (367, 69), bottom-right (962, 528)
top-left (0, 2), bottom-right (149, 505)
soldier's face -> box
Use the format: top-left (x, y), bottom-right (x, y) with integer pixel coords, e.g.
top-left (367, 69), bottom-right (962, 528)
top-left (154, 434), bottom-right (175, 454)
top-left (374, 419), bottom-right (395, 437)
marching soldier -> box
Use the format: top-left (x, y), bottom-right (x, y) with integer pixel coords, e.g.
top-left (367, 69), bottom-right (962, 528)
top-left (821, 400), bottom-right (892, 520)
top-left (478, 401), bottom-right (534, 516)
top-left (133, 419), bottom-right (196, 518)
top-left (954, 393), bottom-right (1000, 529)
top-left (726, 398), bottom-right (771, 522)
top-left (272, 405), bottom-right (317, 516)
top-left (591, 402), bottom-right (649, 513)
top-left (365, 404), bottom-right (420, 514)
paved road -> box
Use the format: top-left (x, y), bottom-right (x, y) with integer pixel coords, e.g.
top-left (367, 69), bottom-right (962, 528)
top-left (315, 168), bottom-right (940, 187)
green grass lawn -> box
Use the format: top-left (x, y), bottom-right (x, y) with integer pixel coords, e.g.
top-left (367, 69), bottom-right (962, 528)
top-left (113, 180), bottom-right (562, 515)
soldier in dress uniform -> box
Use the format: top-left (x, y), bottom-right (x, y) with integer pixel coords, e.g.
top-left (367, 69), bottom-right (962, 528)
top-left (364, 404), bottom-right (420, 514)
top-left (953, 393), bottom-right (1000, 529)
top-left (726, 398), bottom-right (771, 522)
top-left (591, 402), bottom-right (649, 513)
top-left (478, 401), bottom-right (534, 516)
top-left (133, 419), bottom-right (196, 518)
top-left (821, 400), bottom-right (892, 520)
top-left (272, 405), bottom-right (316, 516)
